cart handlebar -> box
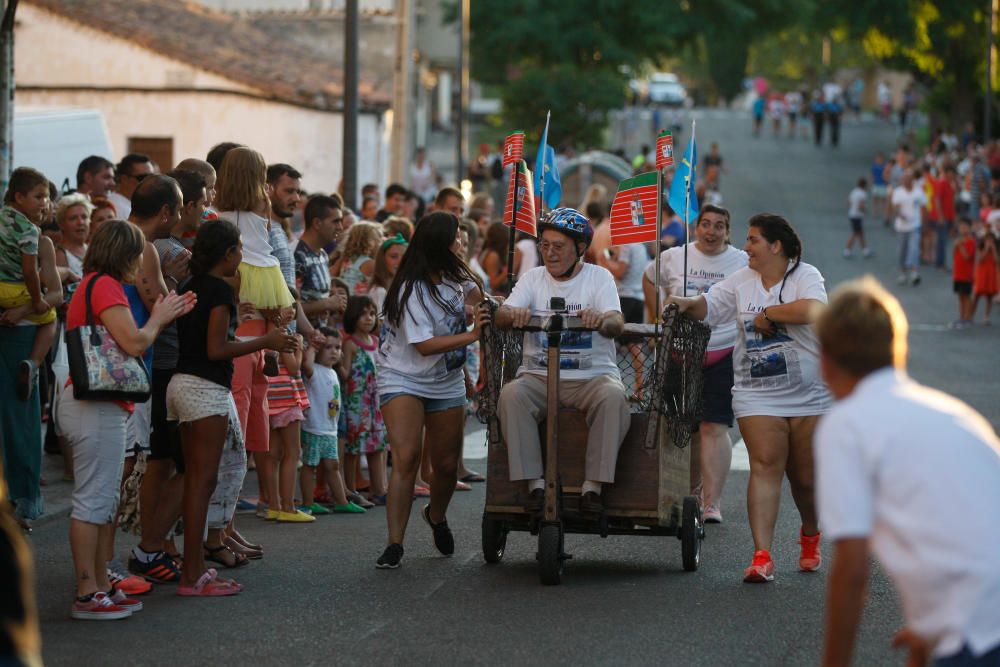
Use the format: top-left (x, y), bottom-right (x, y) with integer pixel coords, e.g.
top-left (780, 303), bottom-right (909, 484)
top-left (513, 314), bottom-right (593, 333)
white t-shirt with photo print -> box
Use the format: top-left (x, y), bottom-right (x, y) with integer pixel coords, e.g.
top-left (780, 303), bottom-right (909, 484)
top-left (643, 243), bottom-right (748, 352)
top-left (505, 263), bottom-right (621, 381)
top-left (703, 262), bottom-right (831, 418)
top-left (377, 278), bottom-right (470, 399)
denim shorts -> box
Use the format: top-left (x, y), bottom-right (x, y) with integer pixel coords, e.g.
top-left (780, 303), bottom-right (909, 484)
top-left (380, 392), bottom-right (466, 413)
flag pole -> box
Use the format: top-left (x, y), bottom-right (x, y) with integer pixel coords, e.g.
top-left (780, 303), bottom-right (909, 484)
top-left (538, 110), bottom-right (550, 221)
top-left (506, 162), bottom-right (520, 294)
top-left (682, 119), bottom-right (696, 297)
top-left (654, 168), bottom-right (663, 341)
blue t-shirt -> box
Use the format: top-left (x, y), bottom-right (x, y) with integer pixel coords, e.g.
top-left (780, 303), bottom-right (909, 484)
top-left (123, 284), bottom-right (152, 371)
top-left (871, 163), bottom-right (887, 186)
top-left (661, 219), bottom-right (687, 249)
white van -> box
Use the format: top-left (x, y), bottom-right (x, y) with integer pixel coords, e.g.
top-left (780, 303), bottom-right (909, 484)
top-left (14, 107), bottom-right (113, 191)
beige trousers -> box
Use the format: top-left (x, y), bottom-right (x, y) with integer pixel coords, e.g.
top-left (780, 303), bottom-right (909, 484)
top-left (499, 373), bottom-right (630, 483)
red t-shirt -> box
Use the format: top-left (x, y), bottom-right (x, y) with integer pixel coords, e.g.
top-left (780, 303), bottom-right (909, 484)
top-left (930, 177), bottom-right (956, 222)
top-left (66, 272), bottom-right (134, 412)
top-left (67, 273), bottom-right (129, 329)
top-left (953, 237), bottom-right (977, 282)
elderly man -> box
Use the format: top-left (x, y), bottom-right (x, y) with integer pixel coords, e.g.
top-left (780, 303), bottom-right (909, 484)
top-left (495, 208), bottom-right (629, 514)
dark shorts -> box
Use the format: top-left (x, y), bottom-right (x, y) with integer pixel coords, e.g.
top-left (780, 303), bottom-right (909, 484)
top-left (954, 280), bottom-right (973, 295)
top-left (148, 367), bottom-right (185, 474)
top-left (699, 352), bottom-right (735, 427)
top-left (620, 297), bottom-right (644, 324)
top-left (849, 216), bottom-right (863, 234)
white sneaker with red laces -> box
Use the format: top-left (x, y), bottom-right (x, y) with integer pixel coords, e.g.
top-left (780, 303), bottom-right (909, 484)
top-left (70, 592), bottom-right (132, 620)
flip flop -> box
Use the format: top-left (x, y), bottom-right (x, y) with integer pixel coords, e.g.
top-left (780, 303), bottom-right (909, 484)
top-left (455, 481), bottom-right (472, 491)
top-left (224, 537), bottom-right (263, 560)
top-left (459, 472), bottom-right (486, 483)
top-left (176, 568), bottom-right (242, 597)
top-left (204, 544), bottom-right (249, 569)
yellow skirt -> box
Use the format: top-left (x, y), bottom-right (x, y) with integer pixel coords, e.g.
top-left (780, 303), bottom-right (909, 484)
top-left (237, 263), bottom-right (294, 310)
top-left (0, 281), bottom-right (56, 324)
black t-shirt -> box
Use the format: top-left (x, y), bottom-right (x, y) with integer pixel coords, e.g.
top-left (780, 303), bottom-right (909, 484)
top-left (176, 274), bottom-right (237, 389)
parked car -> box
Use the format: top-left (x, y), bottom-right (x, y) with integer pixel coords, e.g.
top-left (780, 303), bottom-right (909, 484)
top-left (648, 72), bottom-right (687, 106)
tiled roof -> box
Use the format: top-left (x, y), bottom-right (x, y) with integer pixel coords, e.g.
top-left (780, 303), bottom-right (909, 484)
top-left (26, 0), bottom-right (392, 111)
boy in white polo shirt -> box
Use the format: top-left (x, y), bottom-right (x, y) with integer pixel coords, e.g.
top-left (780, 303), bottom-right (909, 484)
top-left (814, 277), bottom-right (1000, 667)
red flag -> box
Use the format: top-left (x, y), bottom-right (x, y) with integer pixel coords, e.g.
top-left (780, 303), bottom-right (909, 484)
top-left (655, 130), bottom-right (674, 170)
top-left (503, 160), bottom-right (536, 236)
top-left (609, 171), bottom-right (659, 245)
top-left (502, 131), bottom-right (525, 167)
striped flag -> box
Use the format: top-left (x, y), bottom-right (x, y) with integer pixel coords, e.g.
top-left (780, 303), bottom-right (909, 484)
top-left (503, 160), bottom-right (536, 236)
top-left (502, 131), bottom-right (525, 167)
top-left (609, 171), bottom-right (658, 245)
top-left (655, 130), bottom-right (674, 169)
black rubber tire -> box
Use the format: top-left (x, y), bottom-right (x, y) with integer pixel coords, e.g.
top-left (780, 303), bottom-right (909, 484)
top-left (681, 495), bottom-right (702, 572)
top-left (482, 513), bottom-right (507, 564)
top-left (538, 524), bottom-right (563, 585)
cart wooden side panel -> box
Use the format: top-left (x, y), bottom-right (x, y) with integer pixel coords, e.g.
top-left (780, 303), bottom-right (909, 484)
top-left (486, 411), bottom-right (658, 512)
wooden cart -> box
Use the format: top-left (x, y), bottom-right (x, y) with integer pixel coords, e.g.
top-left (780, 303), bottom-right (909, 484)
top-left (477, 304), bottom-right (710, 585)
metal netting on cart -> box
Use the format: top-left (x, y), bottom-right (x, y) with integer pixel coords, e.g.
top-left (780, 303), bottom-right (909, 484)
top-left (649, 305), bottom-right (712, 449)
top-left (476, 301), bottom-right (523, 443)
top-left (615, 326), bottom-right (659, 413)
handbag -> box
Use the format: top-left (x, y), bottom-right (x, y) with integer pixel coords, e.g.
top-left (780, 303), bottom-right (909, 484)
top-left (66, 273), bottom-right (151, 402)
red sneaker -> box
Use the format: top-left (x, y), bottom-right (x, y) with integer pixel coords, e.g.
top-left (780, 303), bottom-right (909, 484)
top-left (108, 568), bottom-right (153, 595)
top-left (109, 586), bottom-right (143, 613)
top-left (70, 592), bottom-right (131, 620)
top-left (743, 549), bottom-right (775, 583)
top-left (799, 529), bottom-right (822, 572)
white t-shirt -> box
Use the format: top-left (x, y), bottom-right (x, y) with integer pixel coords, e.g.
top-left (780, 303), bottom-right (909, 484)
top-left (217, 210), bottom-right (280, 268)
top-left (377, 278), bottom-right (470, 398)
top-left (815, 368), bottom-right (1000, 658)
top-left (891, 186), bottom-right (927, 233)
top-left (848, 187), bottom-right (867, 218)
top-left (614, 243), bottom-right (649, 301)
top-left (301, 365), bottom-right (341, 437)
top-left (515, 238), bottom-right (538, 278)
top-left (703, 263), bottom-right (831, 418)
top-left (107, 191), bottom-right (132, 221)
top-left (644, 243), bottom-right (748, 352)
top-left (505, 264), bottom-right (621, 381)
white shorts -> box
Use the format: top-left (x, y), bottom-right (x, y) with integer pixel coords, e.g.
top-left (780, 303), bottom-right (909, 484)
top-left (125, 399), bottom-right (151, 457)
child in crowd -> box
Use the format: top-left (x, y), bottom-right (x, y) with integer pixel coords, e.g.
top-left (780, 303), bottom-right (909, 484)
top-left (0, 167), bottom-right (59, 399)
top-left (300, 327), bottom-right (365, 514)
top-left (170, 220), bottom-right (297, 596)
top-left (844, 177), bottom-right (871, 258)
top-left (214, 147), bottom-right (295, 374)
top-left (338, 222), bottom-right (383, 295)
top-left (340, 295), bottom-right (389, 504)
top-left (952, 218), bottom-right (977, 328)
top-left (327, 277), bottom-right (349, 330)
top-left (972, 228), bottom-right (998, 324)
top-left (262, 306), bottom-right (313, 522)
top-left (368, 233), bottom-right (407, 315)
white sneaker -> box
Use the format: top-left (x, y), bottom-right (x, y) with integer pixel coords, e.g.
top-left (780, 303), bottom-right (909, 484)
top-left (842, 249), bottom-right (853, 258)
top-left (703, 504), bottom-right (722, 524)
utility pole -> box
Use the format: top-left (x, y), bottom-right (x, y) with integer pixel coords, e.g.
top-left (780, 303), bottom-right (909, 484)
top-left (987, 0), bottom-right (997, 144)
top-left (456, 0), bottom-right (469, 185)
top-left (343, 0), bottom-right (359, 211)
top-left (389, 0), bottom-right (413, 185)
top-left (0, 0), bottom-right (19, 195)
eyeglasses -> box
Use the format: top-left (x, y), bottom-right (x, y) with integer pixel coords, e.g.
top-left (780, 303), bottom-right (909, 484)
top-left (537, 241), bottom-right (569, 254)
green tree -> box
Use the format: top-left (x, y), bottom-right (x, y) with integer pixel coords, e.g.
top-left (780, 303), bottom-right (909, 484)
top-left (465, 0), bottom-right (690, 146)
top-left (817, 0), bottom-right (990, 129)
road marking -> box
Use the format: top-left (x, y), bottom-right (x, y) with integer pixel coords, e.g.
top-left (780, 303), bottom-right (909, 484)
top-left (357, 620), bottom-right (388, 641)
top-left (420, 578), bottom-right (446, 600)
top-left (731, 438), bottom-right (750, 471)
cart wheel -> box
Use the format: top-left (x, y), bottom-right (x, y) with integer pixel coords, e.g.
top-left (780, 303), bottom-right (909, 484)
top-left (681, 496), bottom-right (702, 572)
top-left (537, 523), bottom-right (563, 585)
top-left (482, 513), bottom-right (507, 564)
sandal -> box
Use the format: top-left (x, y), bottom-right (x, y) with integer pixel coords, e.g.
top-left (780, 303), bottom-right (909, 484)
top-left (228, 530), bottom-right (263, 552)
top-left (203, 544), bottom-right (249, 569)
top-left (459, 472), bottom-right (486, 483)
top-left (455, 481), bottom-right (472, 491)
top-left (224, 536), bottom-right (263, 560)
top-left (347, 491), bottom-right (375, 509)
top-left (176, 568), bottom-right (242, 597)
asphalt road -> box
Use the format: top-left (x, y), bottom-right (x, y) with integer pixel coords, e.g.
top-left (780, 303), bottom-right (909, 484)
top-left (29, 110), bottom-right (997, 666)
